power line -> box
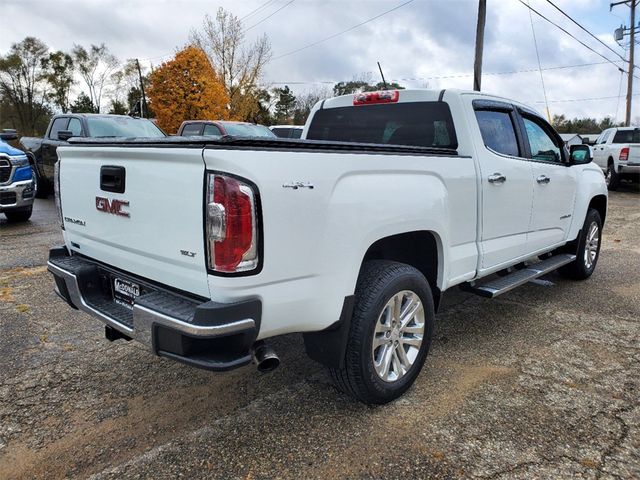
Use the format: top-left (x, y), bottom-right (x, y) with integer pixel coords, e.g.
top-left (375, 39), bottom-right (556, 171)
top-left (528, 0), bottom-right (551, 122)
top-left (544, 0), bottom-right (626, 62)
top-left (240, 0), bottom-right (278, 21)
top-left (245, 0), bottom-right (296, 31)
top-left (267, 60), bottom-right (614, 85)
top-left (533, 92), bottom-right (640, 103)
top-left (517, 0), bottom-right (631, 76)
top-left (272, 0), bottom-right (415, 60)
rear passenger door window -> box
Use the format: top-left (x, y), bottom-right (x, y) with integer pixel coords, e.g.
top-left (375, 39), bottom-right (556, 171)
top-left (181, 123), bottom-right (203, 136)
top-left (475, 110), bottom-right (520, 157)
top-left (202, 124), bottom-right (222, 136)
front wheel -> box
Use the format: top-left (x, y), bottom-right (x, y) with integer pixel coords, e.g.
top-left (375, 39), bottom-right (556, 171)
top-left (559, 208), bottom-right (602, 280)
top-left (4, 205), bottom-right (33, 222)
top-left (33, 167), bottom-right (49, 199)
top-left (329, 260), bottom-right (435, 404)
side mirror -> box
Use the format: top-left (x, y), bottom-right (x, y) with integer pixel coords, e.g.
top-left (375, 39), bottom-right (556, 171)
top-left (0, 129), bottom-right (18, 141)
top-left (57, 130), bottom-right (74, 141)
top-left (570, 144), bottom-right (591, 165)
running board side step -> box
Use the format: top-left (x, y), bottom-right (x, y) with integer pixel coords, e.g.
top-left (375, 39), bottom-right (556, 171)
top-left (461, 254), bottom-right (576, 298)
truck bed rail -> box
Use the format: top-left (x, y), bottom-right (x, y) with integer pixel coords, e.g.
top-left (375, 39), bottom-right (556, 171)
top-left (67, 136), bottom-right (459, 157)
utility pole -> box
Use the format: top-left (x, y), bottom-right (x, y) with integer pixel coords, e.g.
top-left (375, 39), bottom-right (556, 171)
top-left (612, 0), bottom-right (638, 126)
top-left (626, 1), bottom-right (635, 126)
top-left (473, 0), bottom-right (487, 91)
top-left (135, 58), bottom-right (148, 119)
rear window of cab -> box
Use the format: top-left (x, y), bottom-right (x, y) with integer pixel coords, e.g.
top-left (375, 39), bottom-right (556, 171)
top-left (306, 101), bottom-right (458, 149)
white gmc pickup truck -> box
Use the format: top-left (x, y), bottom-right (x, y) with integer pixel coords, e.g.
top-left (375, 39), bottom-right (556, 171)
top-left (48, 89), bottom-right (607, 404)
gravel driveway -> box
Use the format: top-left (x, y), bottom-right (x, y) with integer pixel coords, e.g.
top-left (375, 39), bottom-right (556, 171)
top-left (0, 188), bottom-right (638, 479)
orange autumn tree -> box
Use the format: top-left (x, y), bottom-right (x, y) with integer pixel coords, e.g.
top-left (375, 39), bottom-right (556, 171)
top-left (147, 46), bottom-right (229, 133)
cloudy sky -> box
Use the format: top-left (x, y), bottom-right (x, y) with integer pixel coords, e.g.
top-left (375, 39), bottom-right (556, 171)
top-left (1, 0), bottom-right (633, 120)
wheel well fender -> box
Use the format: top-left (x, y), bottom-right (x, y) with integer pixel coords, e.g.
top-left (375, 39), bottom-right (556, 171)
top-left (588, 194), bottom-right (607, 225)
top-left (303, 230), bottom-right (442, 370)
top-left (360, 231), bottom-right (441, 311)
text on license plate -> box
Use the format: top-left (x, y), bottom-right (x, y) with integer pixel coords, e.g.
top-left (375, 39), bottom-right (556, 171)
top-left (113, 277), bottom-right (140, 310)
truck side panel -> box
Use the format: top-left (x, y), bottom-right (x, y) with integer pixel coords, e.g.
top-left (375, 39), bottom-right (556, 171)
top-left (567, 164), bottom-right (608, 241)
top-left (203, 148), bottom-right (477, 339)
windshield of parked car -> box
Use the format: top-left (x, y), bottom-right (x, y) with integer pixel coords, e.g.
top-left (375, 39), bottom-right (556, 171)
top-left (306, 101), bottom-right (458, 149)
top-left (272, 127), bottom-right (303, 139)
top-left (222, 123), bottom-right (275, 138)
top-left (85, 117), bottom-right (166, 138)
top-left (612, 128), bottom-right (640, 144)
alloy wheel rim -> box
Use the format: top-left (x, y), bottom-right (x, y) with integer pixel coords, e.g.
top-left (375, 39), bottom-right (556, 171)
top-left (584, 221), bottom-right (599, 269)
top-left (372, 290), bottom-right (425, 383)
top-left (605, 168), bottom-right (611, 186)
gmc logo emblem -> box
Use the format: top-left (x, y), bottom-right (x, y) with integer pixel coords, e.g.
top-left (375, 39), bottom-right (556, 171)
top-left (96, 196), bottom-right (130, 218)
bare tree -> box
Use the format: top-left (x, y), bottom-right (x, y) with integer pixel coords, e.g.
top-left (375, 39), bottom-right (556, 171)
top-left (110, 59), bottom-right (140, 108)
top-left (42, 51), bottom-right (75, 113)
top-left (190, 8), bottom-right (271, 119)
top-left (72, 44), bottom-right (119, 113)
top-left (293, 86), bottom-right (331, 124)
top-left (0, 37), bottom-right (50, 134)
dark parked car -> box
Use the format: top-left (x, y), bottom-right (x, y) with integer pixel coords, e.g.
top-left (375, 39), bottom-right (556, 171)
top-left (177, 120), bottom-right (276, 138)
top-left (20, 114), bottom-right (166, 197)
top-left (269, 125), bottom-right (304, 139)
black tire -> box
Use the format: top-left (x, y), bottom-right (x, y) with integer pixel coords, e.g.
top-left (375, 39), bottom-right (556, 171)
top-left (329, 260), bottom-right (435, 404)
top-left (4, 205), bottom-right (33, 222)
top-left (559, 208), bottom-right (602, 280)
top-left (33, 166), bottom-right (48, 199)
top-left (606, 162), bottom-right (620, 191)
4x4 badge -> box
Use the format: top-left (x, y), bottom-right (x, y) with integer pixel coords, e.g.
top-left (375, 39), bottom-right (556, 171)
top-left (282, 181), bottom-right (314, 190)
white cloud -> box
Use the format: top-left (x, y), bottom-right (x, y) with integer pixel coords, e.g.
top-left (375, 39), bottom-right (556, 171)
top-left (0, 0), bottom-right (633, 120)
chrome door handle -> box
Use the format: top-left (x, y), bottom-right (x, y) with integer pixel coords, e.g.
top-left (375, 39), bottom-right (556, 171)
top-left (536, 175), bottom-right (551, 184)
top-left (488, 173), bottom-right (507, 184)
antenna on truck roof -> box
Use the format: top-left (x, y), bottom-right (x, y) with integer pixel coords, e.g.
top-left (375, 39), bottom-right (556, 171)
top-left (377, 62), bottom-right (388, 90)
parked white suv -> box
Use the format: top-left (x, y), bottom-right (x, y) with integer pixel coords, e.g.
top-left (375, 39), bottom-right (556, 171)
top-left (48, 89), bottom-right (607, 404)
top-left (592, 127), bottom-right (640, 190)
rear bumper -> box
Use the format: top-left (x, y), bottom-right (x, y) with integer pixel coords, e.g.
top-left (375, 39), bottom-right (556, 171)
top-left (0, 179), bottom-right (34, 211)
top-left (47, 246), bottom-right (261, 371)
top-left (618, 163), bottom-right (640, 175)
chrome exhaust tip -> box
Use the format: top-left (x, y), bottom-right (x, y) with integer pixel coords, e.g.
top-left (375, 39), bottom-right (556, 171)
top-left (252, 341), bottom-right (280, 373)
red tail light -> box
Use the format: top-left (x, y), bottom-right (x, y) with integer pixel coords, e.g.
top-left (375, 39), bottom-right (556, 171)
top-left (353, 90), bottom-right (400, 106)
top-left (619, 147), bottom-right (629, 161)
top-left (206, 173), bottom-right (259, 273)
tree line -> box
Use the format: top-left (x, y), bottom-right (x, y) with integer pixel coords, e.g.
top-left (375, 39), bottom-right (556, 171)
top-left (551, 114), bottom-right (622, 135)
top-left (0, 8), bottom-right (409, 135)
top-left (2, 7), bottom-right (621, 136)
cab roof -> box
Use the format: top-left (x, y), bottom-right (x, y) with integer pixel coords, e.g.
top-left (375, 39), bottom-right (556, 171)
top-left (320, 88), bottom-right (543, 118)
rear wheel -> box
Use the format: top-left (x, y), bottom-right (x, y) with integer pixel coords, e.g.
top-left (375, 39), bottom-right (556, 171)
top-left (329, 260), bottom-right (434, 404)
top-left (606, 162), bottom-right (620, 191)
top-left (4, 205), bottom-right (33, 222)
top-left (559, 208), bottom-right (602, 280)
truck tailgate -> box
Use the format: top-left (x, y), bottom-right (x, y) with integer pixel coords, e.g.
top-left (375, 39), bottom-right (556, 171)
top-left (57, 146), bottom-right (210, 298)
top-left (628, 144), bottom-right (640, 164)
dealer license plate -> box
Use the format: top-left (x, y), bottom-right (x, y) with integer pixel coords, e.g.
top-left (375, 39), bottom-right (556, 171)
top-left (112, 277), bottom-right (141, 310)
